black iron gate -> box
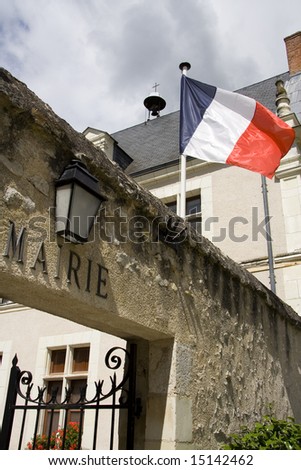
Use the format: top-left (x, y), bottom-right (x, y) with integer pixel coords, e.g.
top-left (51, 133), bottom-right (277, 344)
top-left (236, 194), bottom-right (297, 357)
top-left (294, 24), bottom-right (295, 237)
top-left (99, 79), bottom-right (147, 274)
top-left (0, 344), bottom-right (140, 450)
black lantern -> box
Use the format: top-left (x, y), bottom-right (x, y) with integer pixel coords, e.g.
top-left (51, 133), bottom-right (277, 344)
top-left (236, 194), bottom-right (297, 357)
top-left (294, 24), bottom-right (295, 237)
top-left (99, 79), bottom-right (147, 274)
top-left (55, 159), bottom-right (106, 243)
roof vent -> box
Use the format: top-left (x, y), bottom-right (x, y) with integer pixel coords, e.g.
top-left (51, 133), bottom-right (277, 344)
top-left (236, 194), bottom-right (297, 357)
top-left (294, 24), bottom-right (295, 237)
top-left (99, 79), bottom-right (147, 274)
top-left (144, 83), bottom-right (166, 120)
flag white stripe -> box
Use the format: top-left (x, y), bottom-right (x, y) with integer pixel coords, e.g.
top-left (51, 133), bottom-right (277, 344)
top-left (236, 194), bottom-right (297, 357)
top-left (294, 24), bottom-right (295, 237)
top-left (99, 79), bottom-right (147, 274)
top-left (183, 88), bottom-right (256, 163)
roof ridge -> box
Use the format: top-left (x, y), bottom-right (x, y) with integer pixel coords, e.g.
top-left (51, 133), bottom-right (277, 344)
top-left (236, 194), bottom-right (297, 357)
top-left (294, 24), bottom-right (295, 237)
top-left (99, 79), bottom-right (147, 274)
top-left (235, 71), bottom-right (289, 92)
top-left (112, 109), bottom-right (180, 136)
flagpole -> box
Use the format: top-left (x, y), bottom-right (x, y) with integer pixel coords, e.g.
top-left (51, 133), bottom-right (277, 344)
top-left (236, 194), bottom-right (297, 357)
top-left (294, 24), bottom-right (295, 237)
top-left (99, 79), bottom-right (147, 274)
top-left (179, 154), bottom-right (186, 218)
top-left (261, 175), bottom-right (276, 293)
top-left (179, 62), bottom-right (191, 218)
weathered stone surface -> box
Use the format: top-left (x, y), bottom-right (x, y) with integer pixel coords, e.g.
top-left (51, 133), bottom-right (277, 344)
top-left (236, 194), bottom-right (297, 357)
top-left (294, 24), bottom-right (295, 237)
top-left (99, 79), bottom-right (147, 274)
top-left (3, 186), bottom-right (35, 212)
top-left (0, 153), bottom-right (23, 176)
top-left (28, 175), bottom-right (49, 196)
top-left (1, 68), bottom-right (301, 449)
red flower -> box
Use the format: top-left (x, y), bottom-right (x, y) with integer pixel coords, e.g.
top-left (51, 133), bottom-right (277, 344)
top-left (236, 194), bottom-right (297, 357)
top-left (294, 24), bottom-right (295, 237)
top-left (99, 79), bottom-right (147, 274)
top-left (26, 422), bottom-right (80, 450)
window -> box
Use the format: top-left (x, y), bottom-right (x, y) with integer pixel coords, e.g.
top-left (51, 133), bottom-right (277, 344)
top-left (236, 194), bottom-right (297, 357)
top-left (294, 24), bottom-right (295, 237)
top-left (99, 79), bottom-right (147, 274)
top-left (43, 346), bottom-right (90, 435)
top-left (49, 349), bottom-right (66, 374)
top-left (164, 194), bottom-right (202, 233)
top-left (165, 200), bottom-right (177, 214)
top-left (185, 195), bottom-right (202, 233)
top-left (72, 347), bottom-right (89, 372)
top-left (43, 380), bottom-right (63, 434)
top-left (67, 378), bottom-right (88, 423)
top-left (186, 195), bottom-right (201, 215)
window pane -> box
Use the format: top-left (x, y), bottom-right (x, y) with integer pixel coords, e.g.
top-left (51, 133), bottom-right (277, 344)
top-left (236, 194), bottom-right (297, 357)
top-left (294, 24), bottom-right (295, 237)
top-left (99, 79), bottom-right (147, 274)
top-left (46, 380), bottom-right (63, 402)
top-left (43, 410), bottom-right (60, 436)
top-left (69, 410), bottom-right (81, 424)
top-left (67, 379), bottom-right (87, 427)
top-left (188, 215), bottom-right (202, 234)
top-left (43, 380), bottom-right (63, 435)
top-left (186, 196), bottom-right (201, 215)
top-left (72, 347), bottom-right (90, 372)
top-left (165, 201), bottom-right (177, 213)
top-left (49, 349), bottom-right (66, 374)
top-left (69, 185), bottom-right (101, 240)
top-left (69, 378), bottom-right (87, 403)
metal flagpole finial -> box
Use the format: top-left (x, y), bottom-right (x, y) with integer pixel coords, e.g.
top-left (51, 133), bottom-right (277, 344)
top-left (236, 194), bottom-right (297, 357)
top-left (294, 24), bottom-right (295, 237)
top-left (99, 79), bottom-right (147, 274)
top-left (179, 62), bottom-right (191, 75)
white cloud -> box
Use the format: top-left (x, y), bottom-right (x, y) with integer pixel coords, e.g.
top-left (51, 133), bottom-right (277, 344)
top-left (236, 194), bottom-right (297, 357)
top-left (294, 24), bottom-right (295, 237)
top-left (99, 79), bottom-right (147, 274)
top-left (0, 0), bottom-right (300, 134)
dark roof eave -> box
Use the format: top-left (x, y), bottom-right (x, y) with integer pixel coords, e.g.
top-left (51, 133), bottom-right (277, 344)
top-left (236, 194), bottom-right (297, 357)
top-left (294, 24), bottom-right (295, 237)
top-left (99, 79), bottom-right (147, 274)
top-left (128, 156), bottom-right (196, 178)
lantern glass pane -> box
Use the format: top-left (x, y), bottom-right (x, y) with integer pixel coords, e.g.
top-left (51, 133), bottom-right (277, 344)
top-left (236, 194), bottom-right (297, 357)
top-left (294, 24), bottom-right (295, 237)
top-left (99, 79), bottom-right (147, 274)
top-left (69, 184), bottom-right (101, 241)
top-left (55, 184), bottom-right (72, 234)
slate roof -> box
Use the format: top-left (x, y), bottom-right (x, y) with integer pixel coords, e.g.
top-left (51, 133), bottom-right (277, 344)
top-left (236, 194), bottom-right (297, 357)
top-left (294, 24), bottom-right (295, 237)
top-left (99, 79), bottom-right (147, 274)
top-left (236, 72), bottom-right (289, 112)
top-left (112, 71), bottom-right (301, 176)
top-left (113, 110), bottom-right (180, 176)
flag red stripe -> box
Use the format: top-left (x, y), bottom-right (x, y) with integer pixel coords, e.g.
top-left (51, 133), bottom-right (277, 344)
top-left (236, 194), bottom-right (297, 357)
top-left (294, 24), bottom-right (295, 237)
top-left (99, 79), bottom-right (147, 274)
top-left (226, 102), bottom-right (295, 178)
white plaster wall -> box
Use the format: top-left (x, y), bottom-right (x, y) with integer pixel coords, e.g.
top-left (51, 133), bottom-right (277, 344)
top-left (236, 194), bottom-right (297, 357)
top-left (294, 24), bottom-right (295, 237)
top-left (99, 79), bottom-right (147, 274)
top-left (280, 175), bottom-right (301, 252)
top-left (208, 166), bottom-right (287, 262)
top-left (282, 264), bottom-right (301, 314)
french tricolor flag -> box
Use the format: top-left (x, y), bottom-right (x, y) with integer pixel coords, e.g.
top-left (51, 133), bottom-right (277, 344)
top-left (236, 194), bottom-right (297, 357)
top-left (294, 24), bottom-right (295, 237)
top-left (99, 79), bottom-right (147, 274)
top-left (180, 75), bottom-right (295, 178)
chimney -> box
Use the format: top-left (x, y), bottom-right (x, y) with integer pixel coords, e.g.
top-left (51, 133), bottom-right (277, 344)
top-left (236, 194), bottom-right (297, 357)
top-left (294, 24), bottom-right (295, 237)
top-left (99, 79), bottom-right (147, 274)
top-left (284, 31), bottom-right (301, 76)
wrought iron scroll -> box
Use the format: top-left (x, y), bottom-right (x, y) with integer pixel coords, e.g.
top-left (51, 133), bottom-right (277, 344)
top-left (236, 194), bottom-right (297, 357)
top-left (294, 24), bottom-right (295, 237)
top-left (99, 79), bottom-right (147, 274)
top-left (0, 344), bottom-right (138, 450)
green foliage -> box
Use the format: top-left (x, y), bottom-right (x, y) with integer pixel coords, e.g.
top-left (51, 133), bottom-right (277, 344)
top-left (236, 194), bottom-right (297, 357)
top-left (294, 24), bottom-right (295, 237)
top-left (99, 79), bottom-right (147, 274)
top-left (222, 414), bottom-right (301, 450)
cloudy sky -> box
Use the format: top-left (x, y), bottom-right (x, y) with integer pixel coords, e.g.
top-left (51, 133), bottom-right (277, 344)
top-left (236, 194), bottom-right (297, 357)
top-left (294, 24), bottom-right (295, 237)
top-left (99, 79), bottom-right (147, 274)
top-left (0, 0), bottom-right (300, 134)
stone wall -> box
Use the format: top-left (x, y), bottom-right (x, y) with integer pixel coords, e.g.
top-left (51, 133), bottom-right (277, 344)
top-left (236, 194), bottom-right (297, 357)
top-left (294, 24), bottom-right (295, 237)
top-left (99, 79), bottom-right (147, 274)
top-left (1, 68), bottom-right (301, 449)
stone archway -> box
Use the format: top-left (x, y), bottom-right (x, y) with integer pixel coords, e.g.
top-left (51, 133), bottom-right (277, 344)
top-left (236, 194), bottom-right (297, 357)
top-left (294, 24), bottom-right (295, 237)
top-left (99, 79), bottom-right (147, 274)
top-left (1, 68), bottom-right (301, 449)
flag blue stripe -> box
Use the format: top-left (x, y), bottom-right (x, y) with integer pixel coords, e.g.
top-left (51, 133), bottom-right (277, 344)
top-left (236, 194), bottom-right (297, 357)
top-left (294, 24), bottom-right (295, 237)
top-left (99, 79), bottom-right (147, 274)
top-left (180, 76), bottom-right (217, 154)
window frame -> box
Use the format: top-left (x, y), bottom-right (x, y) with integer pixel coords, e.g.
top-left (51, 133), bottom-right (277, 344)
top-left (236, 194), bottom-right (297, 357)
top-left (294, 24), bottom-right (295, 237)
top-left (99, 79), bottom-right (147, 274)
top-left (163, 192), bottom-right (202, 233)
top-left (43, 344), bottom-right (90, 435)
